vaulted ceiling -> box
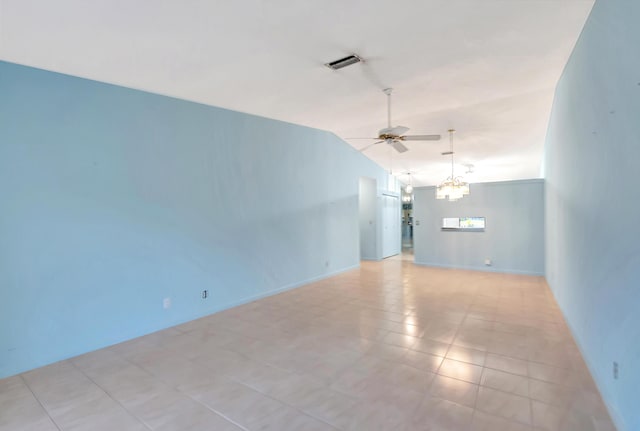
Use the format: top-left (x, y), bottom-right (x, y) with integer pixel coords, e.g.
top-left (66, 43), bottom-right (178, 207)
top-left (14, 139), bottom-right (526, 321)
top-left (0, 0), bottom-right (594, 186)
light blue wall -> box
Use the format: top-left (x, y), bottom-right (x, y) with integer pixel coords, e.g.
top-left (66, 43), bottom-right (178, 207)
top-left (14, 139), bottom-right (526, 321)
top-left (0, 61), bottom-right (394, 378)
top-left (544, 1), bottom-right (640, 429)
top-left (413, 180), bottom-right (544, 275)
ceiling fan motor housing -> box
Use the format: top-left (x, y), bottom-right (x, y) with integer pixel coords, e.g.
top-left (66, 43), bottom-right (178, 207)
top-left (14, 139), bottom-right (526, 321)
top-left (378, 126), bottom-right (409, 139)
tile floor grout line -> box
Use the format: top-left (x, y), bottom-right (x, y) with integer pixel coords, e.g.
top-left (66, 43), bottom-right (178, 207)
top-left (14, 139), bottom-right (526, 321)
top-left (182, 399), bottom-right (252, 431)
top-left (181, 368), bottom-right (343, 431)
top-left (528, 384), bottom-right (536, 430)
top-left (111, 348), bottom-right (253, 431)
top-left (68, 359), bottom-right (155, 431)
top-left (453, 308), bottom-right (482, 429)
top-left (113, 339), bottom-right (343, 431)
top-left (4, 263), bottom-right (614, 430)
top-left (19, 374), bottom-right (64, 431)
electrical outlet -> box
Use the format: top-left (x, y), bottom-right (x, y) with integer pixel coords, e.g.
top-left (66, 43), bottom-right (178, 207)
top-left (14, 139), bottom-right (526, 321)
top-left (163, 297), bottom-right (171, 309)
top-left (484, 258), bottom-right (492, 266)
top-left (613, 362), bottom-right (619, 379)
top-left (202, 290), bottom-right (208, 299)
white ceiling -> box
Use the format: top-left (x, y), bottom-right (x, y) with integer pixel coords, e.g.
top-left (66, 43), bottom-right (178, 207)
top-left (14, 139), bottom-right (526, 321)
top-left (0, 0), bottom-right (594, 186)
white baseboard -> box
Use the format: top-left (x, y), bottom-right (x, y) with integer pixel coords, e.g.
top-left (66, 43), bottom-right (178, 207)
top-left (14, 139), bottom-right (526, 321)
top-left (413, 261), bottom-right (544, 276)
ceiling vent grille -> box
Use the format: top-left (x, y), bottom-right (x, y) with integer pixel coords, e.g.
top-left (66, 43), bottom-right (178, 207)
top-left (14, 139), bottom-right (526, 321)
top-left (324, 54), bottom-right (362, 70)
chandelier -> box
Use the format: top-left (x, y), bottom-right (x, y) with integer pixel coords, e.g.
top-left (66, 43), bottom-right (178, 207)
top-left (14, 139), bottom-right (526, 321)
top-left (436, 129), bottom-right (470, 201)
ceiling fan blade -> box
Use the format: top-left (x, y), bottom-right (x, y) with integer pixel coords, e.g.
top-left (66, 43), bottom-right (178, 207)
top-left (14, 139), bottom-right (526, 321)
top-left (359, 140), bottom-right (385, 152)
top-left (391, 141), bottom-right (408, 153)
top-left (345, 137), bottom-right (381, 140)
top-left (401, 134), bottom-right (441, 141)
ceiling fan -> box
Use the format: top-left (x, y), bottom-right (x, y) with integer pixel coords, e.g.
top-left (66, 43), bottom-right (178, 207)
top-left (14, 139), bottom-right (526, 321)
top-left (350, 88), bottom-right (441, 153)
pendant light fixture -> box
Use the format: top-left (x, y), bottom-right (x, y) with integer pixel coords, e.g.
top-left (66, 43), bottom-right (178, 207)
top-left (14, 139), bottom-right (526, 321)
top-left (436, 129), bottom-right (470, 201)
top-left (405, 172), bottom-right (414, 194)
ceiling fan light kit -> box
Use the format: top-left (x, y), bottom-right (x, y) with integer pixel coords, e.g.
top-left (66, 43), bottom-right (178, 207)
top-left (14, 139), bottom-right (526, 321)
top-left (436, 129), bottom-right (470, 202)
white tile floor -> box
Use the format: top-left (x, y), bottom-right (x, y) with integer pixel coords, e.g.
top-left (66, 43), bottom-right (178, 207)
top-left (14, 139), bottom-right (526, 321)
top-left (0, 258), bottom-right (616, 430)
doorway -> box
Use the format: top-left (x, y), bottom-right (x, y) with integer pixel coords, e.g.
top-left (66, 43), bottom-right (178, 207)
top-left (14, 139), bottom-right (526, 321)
top-left (359, 177), bottom-right (402, 260)
top-left (402, 196), bottom-right (414, 251)
top-left (382, 193), bottom-right (401, 258)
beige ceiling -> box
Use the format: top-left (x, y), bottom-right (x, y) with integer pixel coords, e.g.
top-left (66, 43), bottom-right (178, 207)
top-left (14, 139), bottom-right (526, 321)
top-left (0, 0), bottom-right (594, 186)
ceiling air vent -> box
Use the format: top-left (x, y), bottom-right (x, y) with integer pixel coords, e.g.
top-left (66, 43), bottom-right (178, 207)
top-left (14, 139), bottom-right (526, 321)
top-left (324, 54), bottom-right (362, 70)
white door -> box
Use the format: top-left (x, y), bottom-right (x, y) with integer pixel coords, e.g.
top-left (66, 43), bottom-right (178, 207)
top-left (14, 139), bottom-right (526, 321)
top-left (382, 194), bottom-right (400, 258)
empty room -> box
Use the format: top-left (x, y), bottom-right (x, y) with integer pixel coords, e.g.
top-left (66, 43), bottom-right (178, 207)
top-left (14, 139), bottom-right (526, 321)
top-left (1, 1), bottom-right (638, 430)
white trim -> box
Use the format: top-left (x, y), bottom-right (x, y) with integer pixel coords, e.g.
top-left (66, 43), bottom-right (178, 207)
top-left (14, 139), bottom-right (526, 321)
top-left (545, 278), bottom-right (627, 431)
top-left (413, 261), bottom-right (544, 276)
top-left (208, 264), bottom-right (361, 312)
top-left (1, 264), bottom-right (362, 378)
